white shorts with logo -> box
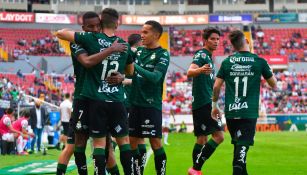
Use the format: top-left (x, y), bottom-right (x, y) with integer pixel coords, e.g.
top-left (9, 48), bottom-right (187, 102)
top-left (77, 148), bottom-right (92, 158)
top-left (2, 133), bottom-right (14, 142)
top-left (162, 117), bottom-right (171, 128)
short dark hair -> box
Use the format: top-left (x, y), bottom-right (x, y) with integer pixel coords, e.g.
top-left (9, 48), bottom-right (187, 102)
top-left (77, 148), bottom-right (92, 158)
top-left (101, 14), bottom-right (118, 29)
top-left (21, 109), bottom-right (30, 118)
top-left (128, 34), bottom-right (141, 47)
top-left (228, 30), bottom-right (245, 51)
top-left (101, 8), bottom-right (119, 29)
top-left (101, 8), bottom-right (119, 19)
top-left (64, 93), bottom-right (70, 99)
top-left (203, 27), bottom-right (221, 40)
top-left (82, 11), bottom-right (99, 24)
top-left (145, 20), bottom-right (163, 38)
top-left (5, 108), bottom-right (14, 115)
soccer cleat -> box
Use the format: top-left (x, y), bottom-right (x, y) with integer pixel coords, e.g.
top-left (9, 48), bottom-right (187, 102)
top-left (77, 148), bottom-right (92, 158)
top-left (188, 167), bottom-right (203, 175)
top-left (164, 142), bottom-right (170, 145)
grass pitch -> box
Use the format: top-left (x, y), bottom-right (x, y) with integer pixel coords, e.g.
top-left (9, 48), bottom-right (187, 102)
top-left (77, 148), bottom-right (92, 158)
top-left (0, 132), bottom-right (306, 175)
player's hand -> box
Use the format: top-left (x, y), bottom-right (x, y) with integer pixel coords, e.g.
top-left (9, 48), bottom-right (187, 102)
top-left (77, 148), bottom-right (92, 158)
top-left (106, 72), bottom-right (125, 85)
top-left (211, 107), bottom-right (221, 121)
top-left (200, 64), bottom-right (212, 75)
top-left (110, 39), bottom-right (127, 53)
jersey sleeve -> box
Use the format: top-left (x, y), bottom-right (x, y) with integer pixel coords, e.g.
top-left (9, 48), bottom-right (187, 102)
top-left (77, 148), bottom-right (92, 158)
top-left (192, 51), bottom-right (206, 67)
top-left (216, 60), bottom-right (226, 79)
top-left (70, 43), bottom-right (87, 57)
top-left (126, 47), bottom-right (135, 65)
top-left (74, 32), bottom-right (93, 46)
top-left (261, 59), bottom-right (273, 79)
top-left (3, 117), bottom-right (11, 126)
top-left (155, 50), bottom-right (170, 74)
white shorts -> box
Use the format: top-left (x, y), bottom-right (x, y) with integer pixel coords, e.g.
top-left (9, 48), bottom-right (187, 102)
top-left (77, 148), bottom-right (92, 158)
top-left (2, 133), bottom-right (15, 142)
top-left (162, 117), bottom-right (171, 128)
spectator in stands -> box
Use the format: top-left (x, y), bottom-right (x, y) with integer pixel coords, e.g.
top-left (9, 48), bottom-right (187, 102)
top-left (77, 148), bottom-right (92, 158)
top-left (256, 28), bottom-right (264, 43)
top-left (0, 37), bottom-right (4, 45)
top-left (282, 5), bottom-right (288, 13)
top-left (17, 69), bottom-right (24, 79)
top-left (29, 99), bottom-right (48, 153)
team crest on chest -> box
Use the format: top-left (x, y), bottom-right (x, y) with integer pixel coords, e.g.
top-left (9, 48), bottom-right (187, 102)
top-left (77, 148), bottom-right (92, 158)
top-left (150, 53), bottom-right (156, 60)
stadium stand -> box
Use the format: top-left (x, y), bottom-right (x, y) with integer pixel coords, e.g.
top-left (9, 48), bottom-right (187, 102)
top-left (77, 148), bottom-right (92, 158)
top-left (165, 71), bottom-right (306, 115)
top-left (169, 26), bottom-right (307, 62)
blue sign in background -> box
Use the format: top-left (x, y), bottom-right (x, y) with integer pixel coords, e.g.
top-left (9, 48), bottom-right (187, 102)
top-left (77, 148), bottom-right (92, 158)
top-left (209, 14), bottom-right (253, 23)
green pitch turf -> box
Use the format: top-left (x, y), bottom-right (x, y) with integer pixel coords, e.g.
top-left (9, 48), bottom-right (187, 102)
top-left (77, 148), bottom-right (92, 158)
top-left (0, 132), bottom-right (306, 175)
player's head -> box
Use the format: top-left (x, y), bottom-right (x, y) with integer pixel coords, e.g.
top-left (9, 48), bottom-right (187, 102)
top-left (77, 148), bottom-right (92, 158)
top-left (228, 30), bottom-right (250, 51)
top-left (168, 95), bottom-right (174, 102)
top-left (101, 8), bottom-right (119, 30)
top-left (141, 20), bottom-right (163, 47)
top-left (128, 34), bottom-right (142, 48)
top-left (21, 109), bottom-right (30, 119)
top-left (203, 27), bottom-right (220, 52)
top-left (82, 11), bottom-right (101, 33)
top-left (64, 93), bottom-right (70, 99)
top-left (5, 108), bottom-right (14, 115)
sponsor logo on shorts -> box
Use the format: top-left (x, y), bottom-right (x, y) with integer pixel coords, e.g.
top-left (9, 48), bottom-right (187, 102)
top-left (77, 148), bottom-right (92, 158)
top-left (92, 130), bottom-right (100, 134)
top-left (236, 130), bottom-right (242, 137)
top-left (142, 130), bottom-right (156, 136)
top-left (201, 124), bottom-right (206, 131)
top-left (114, 125), bottom-right (122, 133)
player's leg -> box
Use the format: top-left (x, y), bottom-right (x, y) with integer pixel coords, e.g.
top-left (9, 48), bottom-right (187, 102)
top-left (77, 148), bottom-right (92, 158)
top-left (105, 135), bottom-right (120, 175)
top-left (190, 103), bottom-right (224, 173)
top-left (71, 99), bottom-right (90, 175)
top-left (231, 119), bottom-right (256, 175)
top-left (109, 102), bottom-right (133, 175)
top-left (162, 117), bottom-right (171, 145)
top-left (191, 106), bottom-right (208, 168)
top-left (138, 139), bottom-right (147, 175)
top-left (90, 100), bottom-right (109, 175)
top-left (129, 105), bottom-right (143, 175)
top-left (56, 120), bottom-right (75, 175)
top-left (144, 107), bottom-right (166, 175)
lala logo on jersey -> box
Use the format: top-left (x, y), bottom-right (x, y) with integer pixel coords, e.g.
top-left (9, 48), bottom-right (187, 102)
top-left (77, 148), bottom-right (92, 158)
top-left (98, 80), bottom-right (119, 94)
top-left (229, 97), bottom-right (248, 111)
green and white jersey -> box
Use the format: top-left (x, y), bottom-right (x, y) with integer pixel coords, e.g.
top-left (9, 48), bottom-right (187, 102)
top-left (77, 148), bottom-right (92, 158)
top-left (74, 32), bottom-right (134, 102)
top-left (130, 47), bottom-right (170, 110)
top-left (191, 49), bottom-right (215, 110)
top-left (70, 43), bottom-right (87, 100)
top-left (217, 51), bottom-right (273, 119)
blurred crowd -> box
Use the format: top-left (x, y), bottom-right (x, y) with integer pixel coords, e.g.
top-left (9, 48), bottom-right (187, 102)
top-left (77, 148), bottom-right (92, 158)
top-left (165, 71), bottom-right (306, 115)
top-left (13, 36), bottom-right (65, 59)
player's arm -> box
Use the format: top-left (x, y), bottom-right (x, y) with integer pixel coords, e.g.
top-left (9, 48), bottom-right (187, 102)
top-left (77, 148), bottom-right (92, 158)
top-left (265, 76), bottom-right (277, 89)
top-left (122, 78), bottom-right (132, 85)
top-left (77, 39), bottom-right (127, 68)
top-left (55, 29), bottom-right (75, 42)
top-left (187, 63), bottom-right (211, 78)
top-left (125, 63), bottom-right (134, 76)
top-left (212, 77), bottom-right (224, 120)
top-left (134, 52), bottom-right (169, 83)
top-left (8, 125), bottom-right (23, 136)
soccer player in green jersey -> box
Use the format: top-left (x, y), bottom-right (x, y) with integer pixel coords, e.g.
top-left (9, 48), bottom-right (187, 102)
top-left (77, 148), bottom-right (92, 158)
top-left (56, 9), bottom-right (134, 175)
top-left (212, 30), bottom-right (277, 175)
top-left (187, 28), bottom-right (224, 175)
top-left (56, 11), bottom-right (126, 175)
top-left (129, 20), bottom-right (170, 175)
top-left (124, 33), bottom-right (148, 175)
